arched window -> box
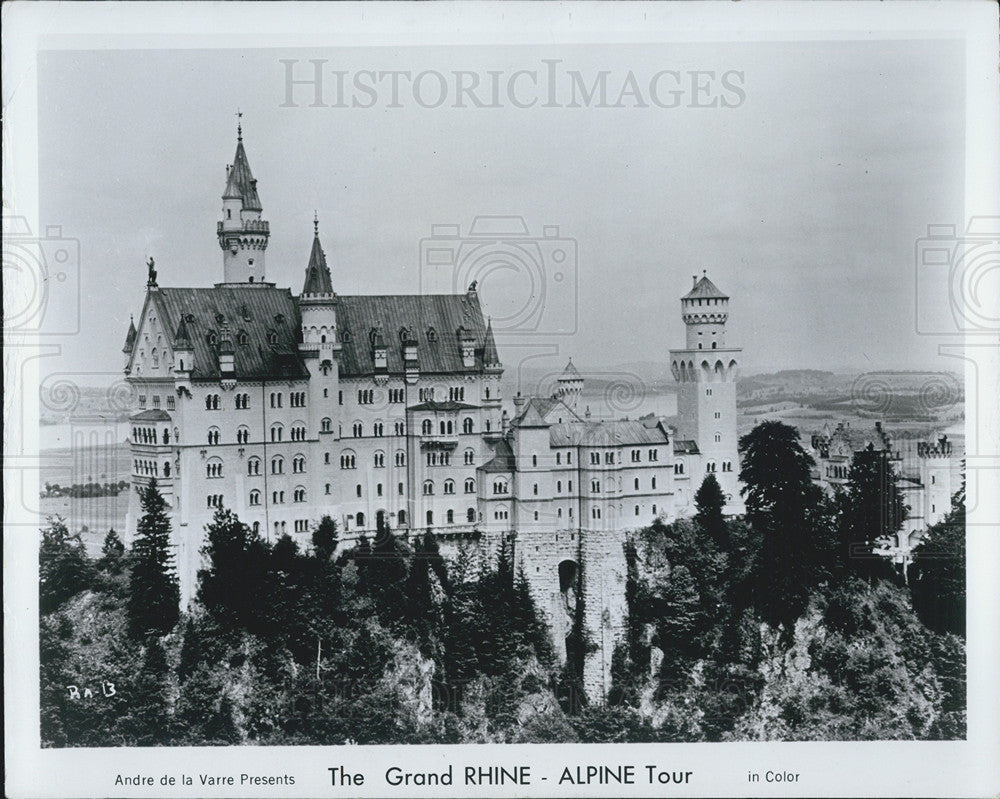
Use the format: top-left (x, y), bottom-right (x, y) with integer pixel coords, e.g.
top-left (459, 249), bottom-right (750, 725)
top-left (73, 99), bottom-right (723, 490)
top-left (293, 455), bottom-right (306, 473)
top-left (464, 478), bottom-right (475, 493)
top-left (163, 462), bottom-right (171, 477)
top-left (294, 487), bottom-right (305, 503)
top-left (464, 448), bottom-right (475, 465)
top-left (374, 451), bottom-right (385, 468)
top-left (321, 417), bottom-right (332, 433)
top-left (236, 426), bottom-right (250, 444)
top-left (207, 427), bottom-right (220, 446)
top-left (426, 509), bottom-right (434, 525)
top-left (423, 480), bottom-right (434, 495)
top-left (463, 417), bottom-right (474, 434)
top-left (206, 459), bottom-right (223, 478)
top-left (395, 450), bottom-right (406, 467)
top-left (467, 507), bottom-right (475, 522)
top-left (446, 509), bottom-right (454, 524)
top-left (357, 511), bottom-right (365, 527)
top-left (247, 457), bottom-right (261, 476)
top-left (398, 510), bottom-right (407, 526)
top-left (270, 424), bottom-right (283, 442)
top-left (352, 422), bottom-right (363, 437)
top-left (249, 489), bottom-right (261, 506)
top-left (444, 479), bottom-right (455, 495)
top-left (340, 451), bottom-right (356, 469)
top-left (373, 421), bottom-right (384, 437)
top-left (271, 456), bottom-right (284, 474)
top-left (422, 419), bottom-right (432, 435)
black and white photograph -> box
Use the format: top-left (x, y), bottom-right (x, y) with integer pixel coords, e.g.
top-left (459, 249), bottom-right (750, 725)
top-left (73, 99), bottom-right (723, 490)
top-left (4, 3), bottom-right (999, 798)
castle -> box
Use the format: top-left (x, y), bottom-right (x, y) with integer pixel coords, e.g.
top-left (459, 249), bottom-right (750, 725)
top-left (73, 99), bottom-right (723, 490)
top-left (123, 127), bottom-right (742, 699)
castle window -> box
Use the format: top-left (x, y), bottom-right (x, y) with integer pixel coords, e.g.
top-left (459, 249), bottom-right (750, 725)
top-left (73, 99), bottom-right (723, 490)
top-left (591, 479), bottom-right (600, 493)
top-left (340, 452), bottom-right (356, 469)
top-left (237, 331), bottom-right (248, 345)
top-left (423, 480), bottom-right (434, 495)
top-left (444, 479), bottom-right (455, 495)
top-left (291, 424), bottom-right (307, 441)
top-left (532, 454), bottom-right (538, 467)
top-left (631, 449), bottom-right (640, 462)
top-left (556, 453), bottom-right (561, 465)
top-left (321, 417), bottom-right (332, 433)
top-left (207, 427), bottom-right (220, 446)
top-left (270, 424), bottom-right (283, 442)
top-left (534, 511), bottom-right (539, 521)
top-left (649, 448), bottom-right (659, 461)
top-left (463, 417), bottom-right (474, 434)
top-left (568, 480), bottom-right (573, 492)
top-left (467, 507), bottom-right (475, 523)
top-left (706, 388), bottom-right (713, 396)
top-left (605, 452), bottom-right (614, 465)
top-left (373, 451), bottom-right (385, 468)
top-left (395, 451), bottom-right (406, 467)
top-left (267, 331), bottom-right (278, 346)
top-left (714, 433), bottom-right (721, 443)
top-left (352, 422), bottom-right (363, 437)
top-left (373, 422), bottom-right (384, 437)
top-left (422, 419), bottom-right (433, 436)
top-left (249, 490), bottom-right (261, 506)
top-left (592, 507), bottom-right (601, 519)
top-left (237, 426), bottom-right (249, 444)
top-left (271, 456), bottom-right (284, 474)
top-left (675, 462), bottom-right (684, 475)
top-left (567, 451), bottom-right (572, 464)
top-left (464, 449), bottom-right (475, 465)
top-left (427, 327), bottom-right (437, 342)
top-left (356, 484), bottom-right (362, 498)
top-left (207, 332), bottom-right (217, 346)
top-left (447, 509), bottom-right (454, 524)
top-left (533, 483), bottom-right (538, 495)
top-left (557, 480), bottom-right (562, 492)
top-left (206, 393), bottom-right (220, 410)
top-left (247, 457), bottom-right (261, 476)
top-left (398, 482), bottom-right (404, 495)
top-left (294, 487), bottom-right (305, 503)
top-left (398, 510), bottom-right (407, 526)
top-left (652, 476), bottom-right (657, 489)
top-left (167, 396), bottom-right (175, 410)
top-left (426, 510), bottom-right (434, 525)
top-left (293, 455), bottom-right (305, 473)
top-left (634, 477), bottom-right (639, 490)
top-left (163, 462), bottom-right (170, 477)
top-left (465, 478), bottom-right (475, 493)
top-left (590, 452), bottom-right (599, 465)
top-left (635, 505), bottom-right (640, 516)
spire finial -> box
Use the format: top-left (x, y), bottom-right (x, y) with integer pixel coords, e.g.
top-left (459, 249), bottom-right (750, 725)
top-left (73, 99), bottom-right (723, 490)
top-left (236, 109), bottom-right (243, 142)
top-left (313, 210), bottom-right (319, 236)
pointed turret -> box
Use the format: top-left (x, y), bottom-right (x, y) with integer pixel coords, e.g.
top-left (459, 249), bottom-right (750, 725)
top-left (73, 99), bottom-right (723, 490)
top-left (301, 215), bottom-right (333, 295)
top-left (554, 357), bottom-right (584, 410)
top-left (172, 316), bottom-right (195, 375)
top-left (218, 119), bottom-right (270, 284)
top-left (482, 319), bottom-right (501, 369)
top-left (123, 316), bottom-right (138, 354)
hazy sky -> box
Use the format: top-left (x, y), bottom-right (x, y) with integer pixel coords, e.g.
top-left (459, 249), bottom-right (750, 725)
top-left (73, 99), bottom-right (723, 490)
top-left (36, 40), bottom-right (965, 385)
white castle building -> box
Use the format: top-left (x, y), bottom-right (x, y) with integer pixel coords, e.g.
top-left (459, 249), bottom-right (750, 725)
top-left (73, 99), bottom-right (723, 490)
top-left (123, 127), bottom-right (743, 698)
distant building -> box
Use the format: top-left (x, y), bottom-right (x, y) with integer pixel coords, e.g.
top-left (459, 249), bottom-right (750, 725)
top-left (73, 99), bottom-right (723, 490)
top-left (809, 420), bottom-right (963, 568)
top-left (122, 125), bottom-right (743, 700)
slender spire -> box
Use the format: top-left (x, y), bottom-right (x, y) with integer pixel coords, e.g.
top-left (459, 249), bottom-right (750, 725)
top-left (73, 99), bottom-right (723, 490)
top-left (172, 315), bottom-right (193, 350)
top-left (482, 318), bottom-right (501, 367)
top-left (123, 316), bottom-right (138, 353)
top-left (223, 121), bottom-right (261, 211)
top-left (236, 109), bottom-right (243, 142)
top-left (301, 218), bottom-right (333, 295)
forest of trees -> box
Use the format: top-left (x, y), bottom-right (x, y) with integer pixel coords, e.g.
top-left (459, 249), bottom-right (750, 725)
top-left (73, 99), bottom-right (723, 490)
top-left (39, 421), bottom-right (966, 745)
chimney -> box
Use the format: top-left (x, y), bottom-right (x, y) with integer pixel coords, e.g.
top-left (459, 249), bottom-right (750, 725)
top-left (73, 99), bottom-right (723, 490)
top-left (513, 392), bottom-right (526, 412)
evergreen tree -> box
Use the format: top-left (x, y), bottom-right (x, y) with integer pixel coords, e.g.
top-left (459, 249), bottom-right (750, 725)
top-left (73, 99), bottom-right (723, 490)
top-left (127, 480), bottom-right (180, 638)
top-left (911, 482), bottom-right (966, 637)
top-left (97, 529), bottom-right (126, 574)
top-left (39, 516), bottom-right (93, 614)
top-left (738, 421), bottom-right (823, 631)
top-left (842, 443), bottom-right (907, 583)
top-left (694, 473), bottom-right (728, 549)
top-left (122, 637), bottom-right (172, 744)
top-left (197, 505), bottom-right (269, 630)
top-left (312, 515), bottom-right (338, 561)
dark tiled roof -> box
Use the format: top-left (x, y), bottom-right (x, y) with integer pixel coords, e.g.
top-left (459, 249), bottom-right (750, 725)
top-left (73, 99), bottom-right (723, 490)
top-left (482, 319), bottom-right (500, 367)
top-left (561, 359), bottom-right (582, 378)
top-left (223, 137), bottom-right (262, 211)
top-left (130, 409), bottom-right (171, 421)
top-left (683, 275), bottom-right (728, 300)
top-left (479, 437), bottom-right (516, 473)
top-left (549, 420), bottom-right (671, 448)
top-left (673, 439), bottom-right (700, 454)
top-left (513, 396), bottom-right (583, 426)
top-left (151, 286), bottom-right (308, 381)
top-left (335, 292), bottom-right (492, 378)
top-left (407, 400), bottom-right (479, 412)
top-left (172, 315), bottom-right (192, 349)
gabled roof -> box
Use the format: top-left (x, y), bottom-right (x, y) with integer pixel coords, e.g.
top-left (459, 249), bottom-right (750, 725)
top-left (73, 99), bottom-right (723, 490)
top-left (334, 292), bottom-right (493, 378)
top-left (302, 228), bottom-right (333, 295)
top-left (513, 401), bottom-right (550, 428)
top-left (123, 317), bottom-right (138, 353)
top-left (673, 439), bottom-right (700, 455)
top-left (222, 131), bottom-right (262, 212)
top-left (548, 419), bottom-right (671, 448)
top-left (683, 274), bottom-right (728, 301)
top-left (479, 437), bottom-right (516, 473)
top-left (148, 286), bottom-right (308, 380)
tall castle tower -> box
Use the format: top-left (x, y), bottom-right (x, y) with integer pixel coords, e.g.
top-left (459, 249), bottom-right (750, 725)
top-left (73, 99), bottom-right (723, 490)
top-left (218, 122), bottom-right (270, 284)
top-left (553, 358), bottom-right (584, 411)
top-left (669, 272), bottom-right (743, 511)
top-left (298, 214), bottom-right (339, 367)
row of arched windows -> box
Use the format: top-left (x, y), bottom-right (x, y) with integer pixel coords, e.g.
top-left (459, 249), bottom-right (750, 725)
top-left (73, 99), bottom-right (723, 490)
top-left (134, 459), bottom-right (169, 477)
top-left (132, 426), bottom-right (168, 445)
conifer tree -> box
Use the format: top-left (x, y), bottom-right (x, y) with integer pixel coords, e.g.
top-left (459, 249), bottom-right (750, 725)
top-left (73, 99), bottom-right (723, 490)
top-left (39, 516), bottom-right (93, 614)
top-left (842, 443), bottom-right (907, 583)
top-left (97, 529), bottom-right (126, 574)
top-left (197, 505), bottom-right (268, 630)
top-left (127, 480), bottom-right (180, 638)
top-left (694, 473), bottom-right (728, 549)
top-left (738, 421), bottom-right (822, 631)
top-left (911, 481), bottom-right (966, 637)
